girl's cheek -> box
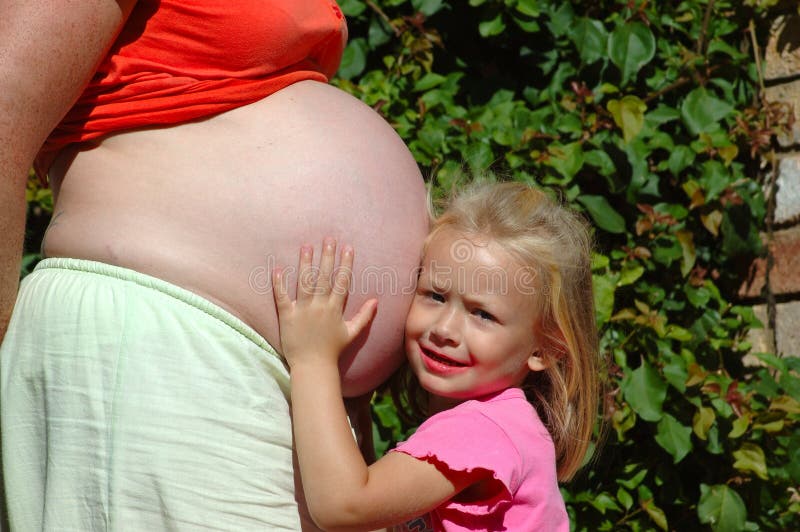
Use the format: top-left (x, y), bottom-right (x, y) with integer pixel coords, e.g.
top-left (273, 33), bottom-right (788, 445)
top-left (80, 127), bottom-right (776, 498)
top-left (404, 306), bottom-right (423, 336)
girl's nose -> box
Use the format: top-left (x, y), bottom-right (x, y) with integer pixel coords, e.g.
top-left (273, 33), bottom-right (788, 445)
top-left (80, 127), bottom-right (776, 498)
top-left (430, 307), bottom-right (460, 346)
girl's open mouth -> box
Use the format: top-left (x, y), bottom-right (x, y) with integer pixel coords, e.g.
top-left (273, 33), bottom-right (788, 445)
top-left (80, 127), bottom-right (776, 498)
top-left (421, 347), bottom-right (468, 367)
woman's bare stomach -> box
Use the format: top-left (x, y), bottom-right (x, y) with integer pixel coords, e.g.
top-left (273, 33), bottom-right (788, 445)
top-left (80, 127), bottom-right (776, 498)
top-left (44, 80), bottom-right (429, 396)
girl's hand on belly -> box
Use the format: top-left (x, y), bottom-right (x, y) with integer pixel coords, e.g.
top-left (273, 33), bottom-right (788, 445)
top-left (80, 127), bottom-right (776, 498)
top-left (272, 237), bottom-right (378, 372)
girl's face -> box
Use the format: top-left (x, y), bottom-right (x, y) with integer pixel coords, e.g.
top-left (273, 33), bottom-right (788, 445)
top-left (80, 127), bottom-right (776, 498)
top-left (404, 229), bottom-right (547, 407)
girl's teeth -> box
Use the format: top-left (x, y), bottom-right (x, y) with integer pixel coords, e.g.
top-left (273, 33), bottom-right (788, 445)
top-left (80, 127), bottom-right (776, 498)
top-left (426, 349), bottom-right (464, 366)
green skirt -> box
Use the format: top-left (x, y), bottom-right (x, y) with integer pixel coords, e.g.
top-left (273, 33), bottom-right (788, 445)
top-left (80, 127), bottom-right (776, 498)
top-left (1, 258), bottom-right (306, 530)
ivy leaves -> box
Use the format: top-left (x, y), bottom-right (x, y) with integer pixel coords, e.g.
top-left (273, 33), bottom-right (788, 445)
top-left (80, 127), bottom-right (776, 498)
top-left (698, 484), bottom-right (748, 532)
top-left (608, 22), bottom-right (656, 84)
top-left (682, 88), bottom-right (736, 136)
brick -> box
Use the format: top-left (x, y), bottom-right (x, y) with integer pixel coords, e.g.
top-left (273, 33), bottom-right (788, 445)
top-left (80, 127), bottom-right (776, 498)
top-left (739, 225), bottom-right (800, 298)
top-left (776, 300), bottom-right (800, 356)
top-left (765, 80), bottom-right (800, 147)
top-left (775, 155), bottom-right (800, 225)
top-left (764, 14), bottom-right (800, 81)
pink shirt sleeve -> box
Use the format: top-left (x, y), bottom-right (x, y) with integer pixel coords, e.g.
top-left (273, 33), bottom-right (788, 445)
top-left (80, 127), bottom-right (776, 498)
top-left (391, 407), bottom-right (520, 515)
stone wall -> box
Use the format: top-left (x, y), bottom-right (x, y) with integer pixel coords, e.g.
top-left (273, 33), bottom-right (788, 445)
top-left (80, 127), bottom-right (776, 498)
top-left (742, 11), bottom-right (800, 358)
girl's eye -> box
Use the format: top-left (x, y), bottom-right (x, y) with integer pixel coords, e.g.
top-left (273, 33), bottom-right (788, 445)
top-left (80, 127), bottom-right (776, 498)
top-left (474, 309), bottom-right (496, 322)
top-left (428, 291), bottom-right (445, 303)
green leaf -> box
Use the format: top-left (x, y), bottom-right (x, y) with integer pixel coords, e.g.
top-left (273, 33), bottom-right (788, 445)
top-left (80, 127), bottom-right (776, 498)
top-left (706, 425), bottom-right (724, 455)
top-left (593, 273), bottom-right (617, 326)
top-left (415, 124), bottom-right (445, 156)
top-left (608, 22), bottom-right (656, 84)
top-left (618, 262), bottom-right (644, 286)
top-left (652, 235), bottom-right (683, 266)
top-left (338, 0), bottom-right (367, 17)
top-left (479, 13), bottom-right (506, 37)
top-left (464, 142), bottom-right (495, 171)
top-left (685, 284), bottom-right (711, 307)
top-left (733, 443), bottom-right (769, 480)
top-left (20, 253), bottom-right (41, 277)
top-left (729, 415), bottom-right (750, 438)
top-left (698, 160), bottom-right (730, 201)
top-left (646, 104), bottom-right (681, 125)
top-left (693, 406), bottom-right (715, 440)
top-left (555, 113), bottom-right (583, 135)
top-left (666, 325), bottom-right (693, 342)
top-left (641, 497), bottom-right (669, 530)
top-left (367, 17), bottom-right (391, 48)
top-left (622, 359), bottom-right (668, 422)
top-left (676, 230), bottom-right (696, 277)
top-left (681, 88), bottom-right (734, 136)
top-left (662, 354), bottom-right (687, 393)
top-left (337, 38), bottom-right (368, 80)
top-left (721, 208), bottom-right (761, 257)
top-left (547, 142), bottom-right (585, 181)
top-left (570, 17), bottom-right (609, 64)
top-left (708, 39), bottom-right (746, 60)
top-left (512, 15), bottom-right (540, 33)
top-left (411, 0), bottom-right (444, 16)
top-left (753, 416), bottom-right (784, 432)
top-left (584, 149), bottom-right (616, 176)
top-left (591, 253), bottom-right (610, 270)
top-left (698, 484), bottom-right (747, 532)
top-left (591, 492), bottom-right (622, 514)
top-left (413, 73), bottom-right (447, 92)
top-left (577, 195), bottom-right (626, 234)
top-left (668, 145), bottom-right (696, 176)
top-left (546, 2), bottom-right (574, 38)
top-left (617, 487), bottom-right (634, 510)
top-left (655, 414), bottom-right (693, 463)
top-left (617, 468), bottom-right (647, 490)
top-left (771, 394), bottom-right (800, 414)
top-left (607, 96), bottom-right (647, 143)
top-left (788, 445), bottom-right (800, 483)
top-left (515, 0), bottom-right (540, 17)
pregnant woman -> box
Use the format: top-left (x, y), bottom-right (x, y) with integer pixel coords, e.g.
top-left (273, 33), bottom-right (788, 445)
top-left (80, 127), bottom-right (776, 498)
top-left (0, 1), bottom-right (428, 529)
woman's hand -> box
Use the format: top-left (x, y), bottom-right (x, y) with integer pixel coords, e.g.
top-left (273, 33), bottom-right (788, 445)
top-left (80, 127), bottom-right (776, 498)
top-left (272, 237), bottom-right (377, 371)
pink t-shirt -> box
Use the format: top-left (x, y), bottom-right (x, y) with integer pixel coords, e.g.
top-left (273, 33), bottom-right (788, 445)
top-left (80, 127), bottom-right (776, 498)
top-left (391, 388), bottom-right (568, 532)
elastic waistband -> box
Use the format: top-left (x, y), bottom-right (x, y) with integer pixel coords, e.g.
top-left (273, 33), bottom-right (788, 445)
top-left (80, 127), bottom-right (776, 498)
top-left (33, 257), bottom-right (283, 364)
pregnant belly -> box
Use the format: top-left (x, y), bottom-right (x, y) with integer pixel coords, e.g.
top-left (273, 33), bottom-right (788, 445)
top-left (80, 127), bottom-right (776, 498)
top-left (45, 80), bottom-right (429, 395)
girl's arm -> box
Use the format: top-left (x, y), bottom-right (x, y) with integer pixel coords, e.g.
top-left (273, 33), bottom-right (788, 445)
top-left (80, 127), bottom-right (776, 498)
top-left (273, 239), bottom-right (486, 532)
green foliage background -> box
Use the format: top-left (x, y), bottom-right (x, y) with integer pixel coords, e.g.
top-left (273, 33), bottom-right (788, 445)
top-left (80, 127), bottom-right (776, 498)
top-left (22, 0), bottom-right (800, 530)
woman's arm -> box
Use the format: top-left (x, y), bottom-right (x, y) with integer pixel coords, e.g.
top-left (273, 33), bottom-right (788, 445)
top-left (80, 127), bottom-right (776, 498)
top-left (273, 240), bottom-right (485, 531)
top-left (0, 0), bottom-right (137, 340)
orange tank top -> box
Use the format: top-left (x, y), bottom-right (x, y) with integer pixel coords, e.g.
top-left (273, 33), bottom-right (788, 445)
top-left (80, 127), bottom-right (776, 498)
top-left (35, 0), bottom-right (346, 178)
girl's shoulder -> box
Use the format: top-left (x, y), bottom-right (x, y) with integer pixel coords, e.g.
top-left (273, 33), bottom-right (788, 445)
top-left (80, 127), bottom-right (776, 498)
top-left (437, 388), bottom-right (550, 442)
top-left (405, 388), bottom-right (554, 468)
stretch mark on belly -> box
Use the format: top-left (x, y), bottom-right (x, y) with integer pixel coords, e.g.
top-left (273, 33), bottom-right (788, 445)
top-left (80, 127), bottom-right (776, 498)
top-left (41, 210), bottom-right (64, 258)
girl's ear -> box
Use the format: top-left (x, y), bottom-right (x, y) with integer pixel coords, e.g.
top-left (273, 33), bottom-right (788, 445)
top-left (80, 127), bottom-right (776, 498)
top-left (527, 351), bottom-right (547, 372)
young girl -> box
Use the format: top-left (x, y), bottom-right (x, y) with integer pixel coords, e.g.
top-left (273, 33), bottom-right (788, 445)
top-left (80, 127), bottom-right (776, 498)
top-left (272, 182), bottom-right (600, 531)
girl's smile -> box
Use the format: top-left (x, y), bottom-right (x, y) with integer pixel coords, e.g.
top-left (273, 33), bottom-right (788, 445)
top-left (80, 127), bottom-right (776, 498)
top-left (404, 229), bottom-right (547, 406)
top-left (419, 344), bottom-right (471, 373)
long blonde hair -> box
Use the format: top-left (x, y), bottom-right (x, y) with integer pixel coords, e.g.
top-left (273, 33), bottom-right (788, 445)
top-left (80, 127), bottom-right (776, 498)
top-left (395, 180), bottom-right (600, 482)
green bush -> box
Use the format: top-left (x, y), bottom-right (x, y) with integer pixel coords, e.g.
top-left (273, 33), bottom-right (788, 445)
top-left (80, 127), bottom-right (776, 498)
top-left (334, 0), bottom-right (800, 530)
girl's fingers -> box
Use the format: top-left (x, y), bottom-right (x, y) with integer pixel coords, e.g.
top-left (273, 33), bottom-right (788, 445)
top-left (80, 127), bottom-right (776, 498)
top-left (346, 299), bottom-right (378, 340)
top-left (272, 267), bottom-right (290, 310)
top-left (296, 244), bottom-right (314, 302)
top-left (316, 237), bottom-right (336, 295)
top-left (332, 245), bottom-right (354, 307)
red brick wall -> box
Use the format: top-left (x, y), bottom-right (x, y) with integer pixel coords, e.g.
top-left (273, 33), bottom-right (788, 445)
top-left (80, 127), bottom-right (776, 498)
top-left (742, 13), bottom-right (800, 358)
